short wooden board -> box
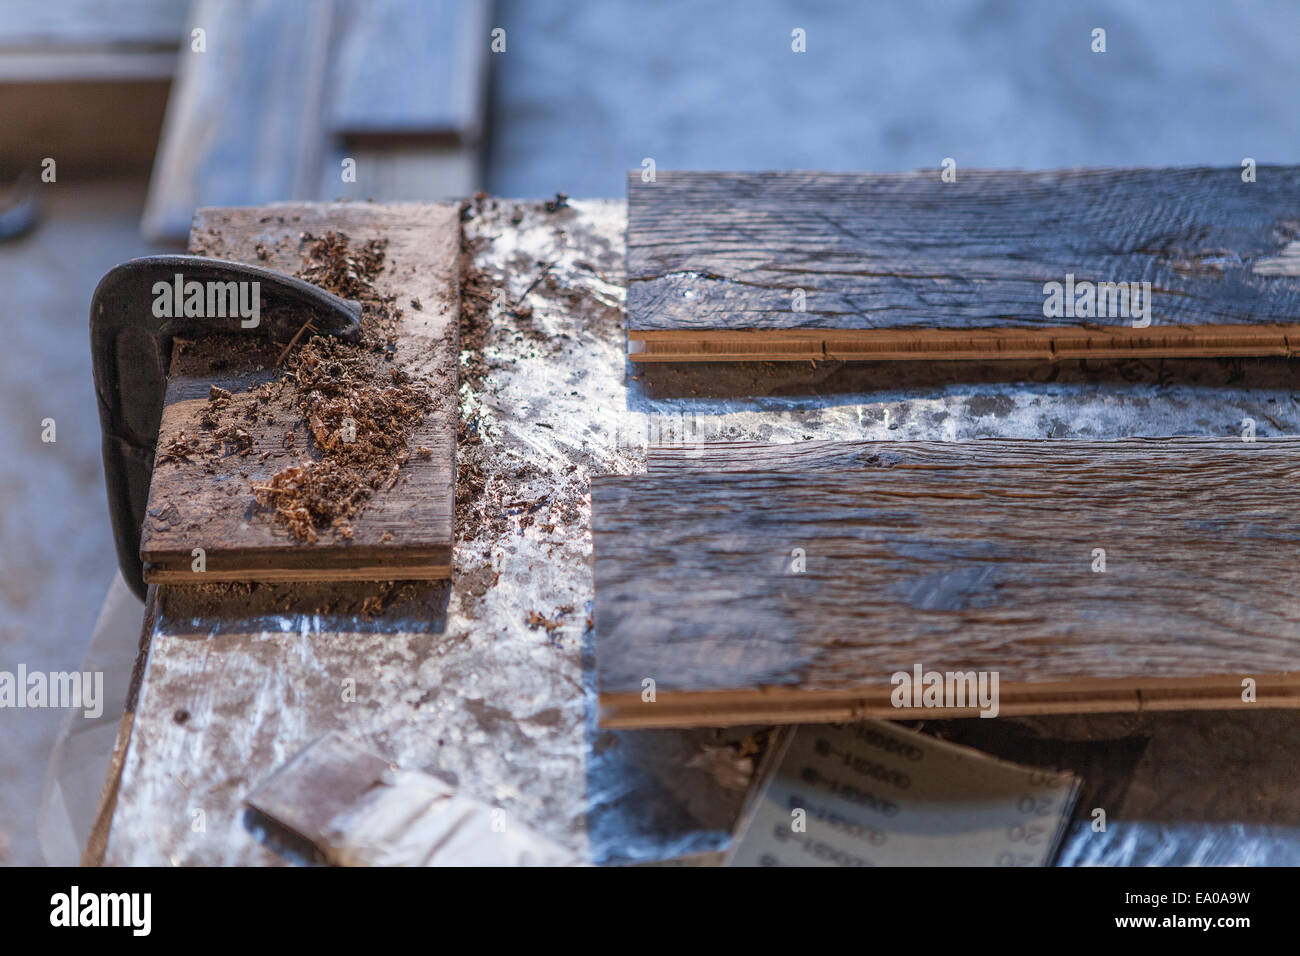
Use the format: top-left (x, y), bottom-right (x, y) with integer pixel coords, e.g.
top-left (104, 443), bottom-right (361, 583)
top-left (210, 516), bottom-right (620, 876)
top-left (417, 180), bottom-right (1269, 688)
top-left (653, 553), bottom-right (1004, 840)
top-left (327, 0), bottom-right (489, 142)
top-left (594, 439), bottom-right (1300, 728)
top-left (627, 168), bottom-right (1300, 362)
top-left (139, 201), bottom-right (459, 584)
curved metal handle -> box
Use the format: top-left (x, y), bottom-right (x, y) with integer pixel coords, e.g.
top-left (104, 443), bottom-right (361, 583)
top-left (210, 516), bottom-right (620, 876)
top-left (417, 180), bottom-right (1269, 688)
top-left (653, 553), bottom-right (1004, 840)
top-left (90, 255), bottom-right (363, 600)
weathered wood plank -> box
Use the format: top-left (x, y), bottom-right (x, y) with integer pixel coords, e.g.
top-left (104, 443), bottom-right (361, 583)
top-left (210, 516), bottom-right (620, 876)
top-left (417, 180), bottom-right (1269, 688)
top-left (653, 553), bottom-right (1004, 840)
top-left (647, 437), bottom-right (1300, 473)
top-left (595, 440), bottom-right (1300, 728)
top-left (139, 201), bottom-right (458, 584)
top-left (627, 168), bottom-right (1300, 362)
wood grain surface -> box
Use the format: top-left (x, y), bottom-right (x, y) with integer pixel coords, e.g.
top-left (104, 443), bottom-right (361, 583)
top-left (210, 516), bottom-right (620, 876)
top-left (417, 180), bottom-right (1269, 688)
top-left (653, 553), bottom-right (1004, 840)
top-left (627, 168), bottom-right (1300, 362)
top-left (596, 440), bottom-right (1300, 727)
top-left (647, 436), bottom-right (1300, 473)
top-left (140, 202), bottom-right (459, 584)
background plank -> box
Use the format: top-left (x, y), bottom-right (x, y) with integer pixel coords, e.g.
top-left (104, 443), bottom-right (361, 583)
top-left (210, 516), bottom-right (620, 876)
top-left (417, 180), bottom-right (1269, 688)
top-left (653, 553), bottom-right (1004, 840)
top-left (595, 440), bottom-right (1300, 727)
top-left (327, 0), bottom-right (489, 142)
top-left (139, 201), bottom-right (459, 583)
top-left (626, 168), bottom-right (1300, 361)
top-left (141, 0), bottom-right (336, 241)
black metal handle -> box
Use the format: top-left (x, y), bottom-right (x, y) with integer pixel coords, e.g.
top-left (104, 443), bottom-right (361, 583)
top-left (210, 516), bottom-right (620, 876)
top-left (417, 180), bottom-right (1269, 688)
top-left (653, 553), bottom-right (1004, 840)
top-left (90, 255), bottom-right (363, 600)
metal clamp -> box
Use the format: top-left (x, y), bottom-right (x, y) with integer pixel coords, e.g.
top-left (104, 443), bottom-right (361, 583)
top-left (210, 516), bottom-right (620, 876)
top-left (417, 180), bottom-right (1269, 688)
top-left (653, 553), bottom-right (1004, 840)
top-left (90, 255), bottom-right (363, 600)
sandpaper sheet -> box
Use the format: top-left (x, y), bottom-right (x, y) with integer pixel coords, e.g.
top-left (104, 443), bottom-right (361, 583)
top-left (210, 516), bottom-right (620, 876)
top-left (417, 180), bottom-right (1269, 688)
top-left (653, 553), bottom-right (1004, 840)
top-left (726, 721), bottom-right (1080, 867)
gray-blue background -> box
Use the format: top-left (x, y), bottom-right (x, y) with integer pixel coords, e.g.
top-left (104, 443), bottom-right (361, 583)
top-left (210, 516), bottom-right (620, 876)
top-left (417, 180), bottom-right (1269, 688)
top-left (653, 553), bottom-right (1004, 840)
top-left (488, 0), bottom-right (1299, 196)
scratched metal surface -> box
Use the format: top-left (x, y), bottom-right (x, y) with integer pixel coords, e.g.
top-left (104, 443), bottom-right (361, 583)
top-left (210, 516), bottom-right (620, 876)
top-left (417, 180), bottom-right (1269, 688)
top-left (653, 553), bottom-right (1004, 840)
top-left (104, 198), bottom-right (1300, 865)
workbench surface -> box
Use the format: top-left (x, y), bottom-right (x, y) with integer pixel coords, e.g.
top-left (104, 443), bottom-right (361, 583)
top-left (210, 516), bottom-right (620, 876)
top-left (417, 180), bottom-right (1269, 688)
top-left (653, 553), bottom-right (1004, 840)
top-left (93, 198), bottom-right (1300, 865)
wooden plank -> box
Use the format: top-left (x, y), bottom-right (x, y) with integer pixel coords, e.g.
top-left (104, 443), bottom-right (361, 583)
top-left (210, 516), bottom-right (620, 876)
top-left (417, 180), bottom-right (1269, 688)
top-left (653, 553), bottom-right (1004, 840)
top-left (328, 0), bottom-right (489, 142)
top-left (0, 51), bottom-right (177, 82)
top-left (0, 0), bottom-right (182, 82)
top-left (141, 0), bottom-right (335, 241)
top-left (595, 440), bottom-right (1300, 728)
top-left (245, 731), bottom-right (578, 866)
top-left (647, 436), bottom-right (1300, 473)
top-left (626, 168), bottom-right (1300, 362)
top-left (0, 0), bottom-right (187, 47)
top-left (317, 142), bottom-right (479, 201)
top-left (139, 201), bottom-right (458, 584)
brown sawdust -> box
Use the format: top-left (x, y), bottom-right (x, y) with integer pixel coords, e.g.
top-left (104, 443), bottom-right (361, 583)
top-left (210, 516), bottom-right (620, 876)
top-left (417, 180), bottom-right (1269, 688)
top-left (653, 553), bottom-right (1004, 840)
top-left (162, 231), bottom-right (432, 542)
top-left (251, 232), bottom-right (430, 541)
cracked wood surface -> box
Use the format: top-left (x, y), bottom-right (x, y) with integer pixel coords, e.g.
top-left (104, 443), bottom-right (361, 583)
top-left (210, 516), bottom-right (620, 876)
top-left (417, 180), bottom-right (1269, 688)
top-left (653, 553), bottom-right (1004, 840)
top-left (627, 168), bottom-right (1300, 361)
top-left (139, 202), bottom-right (459, 584)
top-left (595, 439), bottom-right (1300, 728)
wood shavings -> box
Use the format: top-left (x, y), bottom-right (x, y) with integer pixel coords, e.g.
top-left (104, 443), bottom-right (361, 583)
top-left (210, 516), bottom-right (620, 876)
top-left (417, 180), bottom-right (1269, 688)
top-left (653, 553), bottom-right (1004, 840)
top-left (150, 231), bottom-right (425, 542)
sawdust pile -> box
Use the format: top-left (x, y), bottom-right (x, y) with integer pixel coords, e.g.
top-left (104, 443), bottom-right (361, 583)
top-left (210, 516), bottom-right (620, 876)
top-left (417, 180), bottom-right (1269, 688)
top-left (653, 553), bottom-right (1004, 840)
top-left (250, 233), bottom-right (432, 541)
top-left (157, 232), bottom-right (432, 542)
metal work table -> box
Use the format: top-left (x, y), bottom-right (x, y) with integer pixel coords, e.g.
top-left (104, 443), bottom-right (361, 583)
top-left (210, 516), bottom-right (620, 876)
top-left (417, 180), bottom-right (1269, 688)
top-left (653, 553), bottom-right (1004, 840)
top-left (92, 198), bottom-right (1300, 865)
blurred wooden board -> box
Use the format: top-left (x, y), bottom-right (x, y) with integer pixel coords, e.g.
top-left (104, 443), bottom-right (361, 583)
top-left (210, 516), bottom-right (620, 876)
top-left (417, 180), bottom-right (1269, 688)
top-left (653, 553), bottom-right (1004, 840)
top-left (139, 201), bottom-right (459, 583)
top-left (0, 0), bottom-right (179, 170)
top-left (142, 0), bottom-right (489, 238)
top-left (317, 143), bottom-right (478, 202)
top-left (142, 0), bottom-right (334, 241)
top-left (595, 439), bottom-right (1300, 728)
top-left (328, 0), bottom-right (489, 142)
top-left (626, 168), bottom-right (1300, 362)
top-left (0, 0), bottom-right (186, 47)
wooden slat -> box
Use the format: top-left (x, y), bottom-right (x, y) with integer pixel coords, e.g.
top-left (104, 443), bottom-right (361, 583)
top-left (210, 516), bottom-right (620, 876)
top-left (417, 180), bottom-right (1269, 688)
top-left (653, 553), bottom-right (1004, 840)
top-left (328, 0), bottom-right (489, 142)
top-left (647, 436), bottom-right (1300, 473)
top-left (317, 143), bottom-right (478, 201)
top-left (0, 0), bottom-right (187, 47)
top-left (595, 440), bottom-right (1300, 728)
top-left (139, 201), bottom-right (459, 584)
top-left (0, 51), bottom-right (177, 82)
top-left (141, 0), bottom-right (335, 241)
top-left (626, 168), bottom-right (1300, 362)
